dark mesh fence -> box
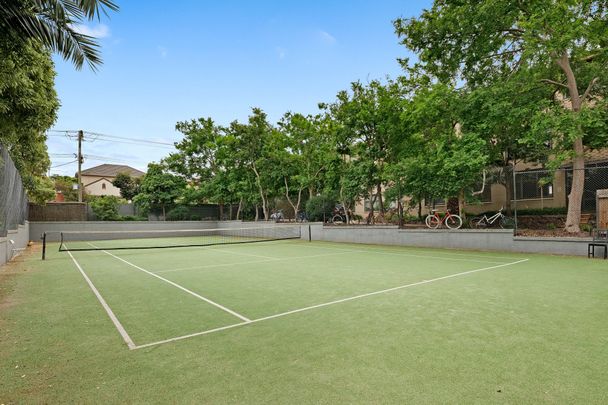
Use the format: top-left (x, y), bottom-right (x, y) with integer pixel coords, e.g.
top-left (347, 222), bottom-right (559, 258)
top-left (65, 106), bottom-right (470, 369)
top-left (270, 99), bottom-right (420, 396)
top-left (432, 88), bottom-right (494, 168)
top-left (0, 142), bottom-right (28, 237)
top-left (513, 165), bottom-right (608, 231)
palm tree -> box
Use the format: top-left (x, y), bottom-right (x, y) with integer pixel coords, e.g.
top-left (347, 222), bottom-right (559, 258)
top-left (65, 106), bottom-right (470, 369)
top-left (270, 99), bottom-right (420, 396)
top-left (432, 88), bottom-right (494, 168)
top-left (0, 0), bottom-right (119, 70)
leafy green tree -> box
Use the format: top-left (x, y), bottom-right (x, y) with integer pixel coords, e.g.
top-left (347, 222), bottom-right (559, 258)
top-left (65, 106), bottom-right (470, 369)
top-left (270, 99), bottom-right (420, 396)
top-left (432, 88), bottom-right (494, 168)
top-left (89, 195), bottom-right (121, 220)
top-left (112, 172), bottom-right (141, 201)
top-left (397, 84), bottom-right (489, 217)
top-left (322, 80), bottom-right (406, 217)
top-left (0, 37), bottom-right (59, 200)
top-left (0, 0), bottom-right (119, 70)
top-left (52, 175), bottom-right (79, 201)
top-left (226, 108), bottom-right (282, 220)
top-left (394, 0), bottom-right (608, 232)
top-left (276, 112), bottom-right (333, 218)
top-left (134, 163), bottom-right (186, 220)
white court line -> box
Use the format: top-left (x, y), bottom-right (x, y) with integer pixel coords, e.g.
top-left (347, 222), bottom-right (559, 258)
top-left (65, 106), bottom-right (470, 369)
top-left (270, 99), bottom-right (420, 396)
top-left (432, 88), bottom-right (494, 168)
top-left (294, 243), bottom-right (509, 265)
top-left (153, 251), bottom-right (356, 274)
top-left (284, 240), bottom-right (528, 262)
top-left (87, 243), bottom-right (251, 322)
top-left (133, 258), bottom-right (529, 350)
top-left (67, 250), bottom-right (136, 349)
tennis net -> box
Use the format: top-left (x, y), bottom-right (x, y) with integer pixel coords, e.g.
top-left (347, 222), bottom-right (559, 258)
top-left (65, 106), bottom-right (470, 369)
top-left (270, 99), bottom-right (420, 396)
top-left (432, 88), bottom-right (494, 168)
top-left (46, 225), bottom-right (304, 256)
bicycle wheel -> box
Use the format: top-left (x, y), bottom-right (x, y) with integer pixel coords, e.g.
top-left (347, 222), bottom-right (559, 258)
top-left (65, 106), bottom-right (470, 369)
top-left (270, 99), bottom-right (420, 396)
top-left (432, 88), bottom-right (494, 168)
top-left (425, 215), bottom-right (440, 229)
top-left (470, 217), bottom-right (486, 229)
top-left (499, 216), bottom-right (514, 229)
top-left (332, 215), bottom-right (344, 224)
top-left (445, 215), bottom-right (463, 229)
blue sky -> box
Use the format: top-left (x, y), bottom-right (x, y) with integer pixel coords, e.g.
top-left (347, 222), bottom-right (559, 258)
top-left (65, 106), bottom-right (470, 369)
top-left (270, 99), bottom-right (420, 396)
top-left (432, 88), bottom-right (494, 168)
top-left (48, 0), bottom-right (431, 175)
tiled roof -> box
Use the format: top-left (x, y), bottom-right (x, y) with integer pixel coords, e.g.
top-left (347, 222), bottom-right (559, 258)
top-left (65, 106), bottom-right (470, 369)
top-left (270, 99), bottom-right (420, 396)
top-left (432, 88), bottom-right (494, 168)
top-left (80, 164), bottom-right (145, 178)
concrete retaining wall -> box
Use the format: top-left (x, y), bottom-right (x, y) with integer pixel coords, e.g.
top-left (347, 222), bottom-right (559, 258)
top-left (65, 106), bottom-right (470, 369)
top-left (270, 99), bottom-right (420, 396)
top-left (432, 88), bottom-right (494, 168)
top-left (27, 221), bottom-right (595, 257)
top-left (0, 222), bottom-right (30, 266)
top-left (310, 224), bottom-right (593, 257)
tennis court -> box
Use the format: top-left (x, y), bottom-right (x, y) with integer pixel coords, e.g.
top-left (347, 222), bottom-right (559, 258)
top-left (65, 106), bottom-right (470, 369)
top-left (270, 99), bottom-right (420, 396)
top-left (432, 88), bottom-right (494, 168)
top-left (4, 225), bottom-right (608, 403)
top-left (43, 225), bottom-right (530, 350)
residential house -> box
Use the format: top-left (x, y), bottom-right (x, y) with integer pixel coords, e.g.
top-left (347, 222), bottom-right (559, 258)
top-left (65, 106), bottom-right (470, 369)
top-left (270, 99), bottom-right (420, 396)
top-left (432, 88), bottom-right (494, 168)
top-left (79, 164), bottom-right (145, 197)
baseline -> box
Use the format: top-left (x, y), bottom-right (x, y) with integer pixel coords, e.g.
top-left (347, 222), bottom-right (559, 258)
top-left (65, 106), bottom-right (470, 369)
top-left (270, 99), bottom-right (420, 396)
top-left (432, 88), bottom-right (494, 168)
top-left (67, 251), bottom-right (137, 349)
top-left (133, 258), bottom-right (529, 350)
top-left (88, 243), bottom-right (251, 322)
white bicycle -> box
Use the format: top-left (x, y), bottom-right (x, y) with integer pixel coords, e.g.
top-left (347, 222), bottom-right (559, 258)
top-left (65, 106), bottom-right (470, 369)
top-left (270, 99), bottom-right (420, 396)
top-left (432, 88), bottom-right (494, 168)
top-left (470, 207), bottom-right (513, 229)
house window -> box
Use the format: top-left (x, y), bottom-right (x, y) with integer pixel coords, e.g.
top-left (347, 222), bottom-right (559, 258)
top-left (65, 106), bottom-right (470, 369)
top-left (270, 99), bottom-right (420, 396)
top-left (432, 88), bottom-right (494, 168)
top-left (425, 197), bottom-right (446, 207)
top-left (102, 183), bottom-right (106, 190)
top-left (512, 170), bottom-right (553, 200)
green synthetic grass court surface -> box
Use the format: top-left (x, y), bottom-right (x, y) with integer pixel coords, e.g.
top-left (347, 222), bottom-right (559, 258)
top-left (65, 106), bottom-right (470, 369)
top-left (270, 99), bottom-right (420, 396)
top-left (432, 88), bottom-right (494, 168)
top-left (1, 238), bottom-right (607, 403)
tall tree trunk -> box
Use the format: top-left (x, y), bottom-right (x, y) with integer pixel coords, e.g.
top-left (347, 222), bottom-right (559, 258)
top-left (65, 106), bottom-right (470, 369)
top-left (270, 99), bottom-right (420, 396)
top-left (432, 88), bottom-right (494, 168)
top-left (251, 163), bottom-right (268, 220)
top-left (566, 139), bottom-right (585, 232)
top-left (554, 51), bottom-right (592, 233)
top-left (162, 204), bottom-right (166, 221)
top-left (284, 177), bottom-right (303, 220)
top-left (376, 183), bottom-right (385, 214)
top-left (417, 198), bottom-right (422, 220)
top-left (236, 198), bottom-right (242, 220)
top-left (458, 189), bottom-right (465, 219)
top-left (254, 204), bottom-right (259, 221)
top-left (219, 202), bottom-right (224, 220)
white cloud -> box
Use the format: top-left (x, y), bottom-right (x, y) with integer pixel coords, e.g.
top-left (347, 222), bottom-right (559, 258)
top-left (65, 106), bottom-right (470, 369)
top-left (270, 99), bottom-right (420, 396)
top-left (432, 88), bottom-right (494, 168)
top-left (72, 23), bottom-right (111, 38)
top-left (158, 46), bottom-right (168, 59)
top-left (318, 30), bottom-right (337, 45)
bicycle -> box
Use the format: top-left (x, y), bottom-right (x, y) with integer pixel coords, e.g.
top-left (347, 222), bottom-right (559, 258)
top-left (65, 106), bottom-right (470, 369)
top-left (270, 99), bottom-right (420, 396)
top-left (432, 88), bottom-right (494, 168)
top-left (470, 207), bottom-right (513, 229)
top-left (425, 209), bottom-right (463, 229)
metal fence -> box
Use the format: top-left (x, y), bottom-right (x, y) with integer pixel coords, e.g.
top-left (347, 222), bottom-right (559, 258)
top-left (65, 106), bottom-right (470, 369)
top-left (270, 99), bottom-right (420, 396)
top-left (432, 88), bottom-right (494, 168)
top-left (0, 143), bottom-right (28, 237)
top-left (513, 165), bottom-right (608, 230)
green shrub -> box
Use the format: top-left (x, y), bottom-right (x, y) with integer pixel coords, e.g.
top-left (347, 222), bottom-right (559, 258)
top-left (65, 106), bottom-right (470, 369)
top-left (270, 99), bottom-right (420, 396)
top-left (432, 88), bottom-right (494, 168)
top-left (166, 206), bottom-right (190, 221)
top-left (306, 194), bottom-right (336, 222)
top-left (189, 214), bottom-right (202, 221)
top-left (547, 223), bottom-right (557, 230)
top-left (89, 196), bottom-right (121, 220)
top-left (580, 223), bottom-right (593, 233)
top-left (119, 215), bottom-right (147, 221)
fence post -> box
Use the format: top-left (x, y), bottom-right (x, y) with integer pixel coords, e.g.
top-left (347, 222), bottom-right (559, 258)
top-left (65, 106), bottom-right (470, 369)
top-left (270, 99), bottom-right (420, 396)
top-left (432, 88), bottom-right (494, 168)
top-left (512, 168), bottom-right (518, 234)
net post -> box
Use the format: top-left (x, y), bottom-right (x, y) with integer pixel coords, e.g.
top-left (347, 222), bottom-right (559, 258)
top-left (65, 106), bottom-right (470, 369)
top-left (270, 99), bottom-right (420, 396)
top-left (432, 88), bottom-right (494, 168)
top-left (59, 232), bottom-right (64, 252)
top-left (42, 233), bottom-right (46, 260)
top-left (308, 224), bottom-right (311, 242)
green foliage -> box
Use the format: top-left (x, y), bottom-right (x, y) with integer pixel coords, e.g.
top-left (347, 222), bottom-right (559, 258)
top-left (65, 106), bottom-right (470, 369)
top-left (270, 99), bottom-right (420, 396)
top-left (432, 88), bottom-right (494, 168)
top-left (0, 37), bottom-right (59, 201)
top-left (89, 196), bottom-right (122, 221)
top-left (52, 175), bottom-right (79, 201)
top-left (133, 163), bottom-right (186, 216)
top-left (394, 0), bottom-right (608, 231)
top-left (112, 172), bottom-right (142, 201)
top-left (0, 0), bottom-right (119, 70)
top-left (166, 206), bottom-right (190, 221)
top-left (305, 194), bottom-right (336, 222)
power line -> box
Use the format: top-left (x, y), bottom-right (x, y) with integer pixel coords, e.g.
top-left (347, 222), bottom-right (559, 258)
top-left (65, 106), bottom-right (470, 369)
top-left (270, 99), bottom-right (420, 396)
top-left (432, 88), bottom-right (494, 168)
top-left (47, 130), bottom-right (176, 148)
top-left (51, 160), bottom-right (78, 168)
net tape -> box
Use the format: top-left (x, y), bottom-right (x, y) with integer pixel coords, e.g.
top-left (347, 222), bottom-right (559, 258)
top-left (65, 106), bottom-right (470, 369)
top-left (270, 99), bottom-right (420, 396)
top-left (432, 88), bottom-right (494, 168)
top-left (55, 225), bottom-right (303, 252)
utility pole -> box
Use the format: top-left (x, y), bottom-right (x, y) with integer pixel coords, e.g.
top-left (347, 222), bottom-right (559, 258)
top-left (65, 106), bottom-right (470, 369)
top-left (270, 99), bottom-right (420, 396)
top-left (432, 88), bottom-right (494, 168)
top-left (77, 130), bottom-right (84, 202)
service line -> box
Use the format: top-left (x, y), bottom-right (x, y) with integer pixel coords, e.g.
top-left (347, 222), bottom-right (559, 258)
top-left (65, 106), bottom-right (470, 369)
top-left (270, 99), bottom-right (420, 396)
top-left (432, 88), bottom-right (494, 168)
top-left (133, 258), bottom-right (529, 350)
